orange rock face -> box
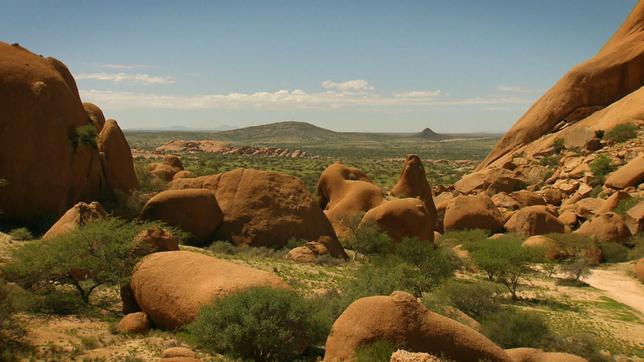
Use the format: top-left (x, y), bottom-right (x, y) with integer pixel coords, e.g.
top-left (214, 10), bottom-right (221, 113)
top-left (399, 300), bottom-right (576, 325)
top-left (505, 206), bottom-right (566, 237)
top-left (171, 168), bottom-right (339, 248)
top-left (140, 188), bottom-right (223, 246)
top-left (604, 154), bottom-right (644, 190)
top-left (323, 291), bottom-right (512, 362)
top-left (316, 162), bottom-right (385, 237)
top-left (0, 42), bottom-right (104, 225)
top-left (130, 251), bottom-right (289, 330)
top-left (42, 201), bottom-right (107, 240)
top-left (391, 155), bottom-right (436, 212)
top-left (479, 1), bottom-right (644, 169)
top-left (443, 194), bottom-right (505, 232)
top-left (360, 198), bottom-right (435, 242)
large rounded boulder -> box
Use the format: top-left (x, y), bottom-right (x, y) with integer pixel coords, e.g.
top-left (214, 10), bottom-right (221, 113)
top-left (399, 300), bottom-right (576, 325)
top-left (130, 251), bottom-right (289, 330)
top-left (360, 198), bottom-right (435, 242)
top-left (323, 291), bottom-right (511, 361)
top-left (83, 102), bottom-right (106, 132)
top-left (171, 168), bottom-right (339, 248)
top-left (42, 201), bottom-right (107, 240)
top-left (140, 189), bottom-right (223, 246)
top-left (0, 42), bottom-right (106, 225)
top-left (504, 206), bottom-right (566, 236)
top-left (576, 212), bottom-right (632, 243)
top-left (443, 194), bottom-right (504, 232)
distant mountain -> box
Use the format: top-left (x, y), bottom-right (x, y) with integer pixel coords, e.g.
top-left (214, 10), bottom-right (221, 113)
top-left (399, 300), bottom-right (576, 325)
top-left (413, 127), bottom-right (448, 140)
top-left (214, 121), bottom-right (345, 144)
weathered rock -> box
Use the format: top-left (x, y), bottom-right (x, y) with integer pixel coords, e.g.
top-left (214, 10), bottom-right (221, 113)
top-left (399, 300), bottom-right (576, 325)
top-left (574, 198), bottom-right (605, 219)
top-left (522, 235), bottom-right (560, 260)
top-left (433, 192), bottom-right (454, 233)
top-left (510, 190), bottom-right (547, 207)
top-left (323, 291), bottom-right (511, 362)
top-left (361, 198), bottom-right (435, 242)
top-left (0, 42), bottom-right (107, 225)
top-left (391, 155), bottom-right (436, 212)
top-left (539, 188), bottom-right (564, 206)
top-left (625, 200), bottom-right (644, 234)
top-left (596, 190), bottom-right (631, 214)
top-left (286, 237), bottom-right (347, 263)
top-left (172, 170), bottom-right (194, 180)
top-left (83, 102), bottom-right (106, 132)
top-left (506, 347), bottom-right (588, 362)
top-left (635, 258), bottom-right (644, 283)
top-left (98, 119), bottom-right (139, 192)
top-left (576, 212), bottom-right (632, 243)
top-left (117, 312), bottom-right (150, 334)
top-left (130, 251), bottom-right (289, 330)
top-left (140, 189), bottom-right (223, 246)
top-left (171, 168), bottom-right (340, 248)
top-left (505, 206), bottom-right (566, 236)
top-left (455, 168), bottom-right (525, 194)
top-left (131, 227), bottom-right (180, 258)
top-left (563, 127), bottom-right (596, 150)
top-left (444, 194), bottom-right (504, 232)
top-left (149, 155), bottom-right (185, 182)
top-left (42, 202), bottom-right (107, 240)
top-left (558, 211), bottom-right (579, 229)
top-left (604, 154), bottom-right (644, 189)
top-left (491, 192), bottom-right (520, 210)
top-left (478, 2), bottom-right (644, 170)
top-left (390, 350), bottom-right (441, 362)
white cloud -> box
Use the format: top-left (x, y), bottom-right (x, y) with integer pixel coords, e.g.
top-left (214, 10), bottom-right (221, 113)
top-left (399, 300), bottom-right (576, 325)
top-left (496, 85), bottom-right (535, 93)
top-left (75, 72), bottom-right (175, 85)
top-left (321, 79), bottom-right (374, 92)
top-left (79, 87), bottom-right (532, 111)
top-left (98, 63), bottom-right (150, 70)
top-left (394, 90), bottom-right (443, 98)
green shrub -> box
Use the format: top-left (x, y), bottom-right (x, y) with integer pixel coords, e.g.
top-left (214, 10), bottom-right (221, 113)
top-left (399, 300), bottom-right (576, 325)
top-left (629, 234), bottom-right (644, 260)
top-left (0, 178), bottom-right (7, 188)
top-left (40, 289), bottom-right (86, 315)
top-left (539, 155), bottom-right (560, 167)
top-left (439, 229), bottom-right (489, 247)
top-left (547, 233), bottom-right (597, 282)
top-left (605, 123), bottom-right (637, 143)
top-left (559, 257), bottom-right (592, 282)
top-left (8, 228), bottom-right (32, 241)
top-left (73, 124), bottom-right (98, 148)
top-left (598, 243), bottom-right (629, 263)
top-left (614, 197), bottom-right (641, 216)
top-left (0, 279), bottom-right (29, 360)
top-left (552, 138), bottom-right (565, 153)
top-left (594, 129), bottom-right (605, 139)
top-left (589, 155), bottom-right (614, 182)
top-left (355, 340), bottom-right (396, 362)
top-left (432, 279), bottom-right (502, 319)
top-left (343, 218), bottom-right (392, 256)
top-left (3, 218), bottom-right (181, 305)
top-left (187, 287), bottom-right (326, 362)
top-left (481, 308), bottom-right (550, 348)
top-left (464, 235), bottom-right (543, 299)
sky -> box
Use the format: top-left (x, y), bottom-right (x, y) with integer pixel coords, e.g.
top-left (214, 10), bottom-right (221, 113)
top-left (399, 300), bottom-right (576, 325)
top-left (1, 0), bottom-right (638, 132)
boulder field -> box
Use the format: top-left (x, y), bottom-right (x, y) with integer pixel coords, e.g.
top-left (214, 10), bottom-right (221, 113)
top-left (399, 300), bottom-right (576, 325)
top-left (0, 42), bottom-right (137, 227)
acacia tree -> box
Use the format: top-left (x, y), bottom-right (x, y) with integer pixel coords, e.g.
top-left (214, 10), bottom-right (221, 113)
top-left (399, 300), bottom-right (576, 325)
top-left (466, 235), bottom-right (543, 300)
top-left (3, 218), bottom-right (182, 305)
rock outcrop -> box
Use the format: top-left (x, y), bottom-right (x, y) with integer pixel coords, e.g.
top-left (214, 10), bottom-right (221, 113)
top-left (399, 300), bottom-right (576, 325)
top-left (42, 201), bottom-right (107, 240)
top-left (443, 194), bottom-right (504, 232)
top-left (130, 251), bottom-right (289, 329)
top-left (171, 168), bottom-right (339, 248)
top-left (117, 312), bottom-right (151, 334)
top-left (97, 119), bottom-right (139, 193)
top-left (149, 154), bottom-right (185, 182)
top-left (504, 206), bottom-right (566, 236)
top-left (360, 198), bottom-right (435, 242)
top-left (323, 291), bottom-right (511, 362)
top-left (391, 155), bottom-right (435, 211)
top-left (478, 1), bottom-right (644, 169)
top-left (140, 189), bottom-right (223, 246)
top-left (604, 154), bottom-right (644, 189)
top-left (576, 212), bottom-right (632, 243)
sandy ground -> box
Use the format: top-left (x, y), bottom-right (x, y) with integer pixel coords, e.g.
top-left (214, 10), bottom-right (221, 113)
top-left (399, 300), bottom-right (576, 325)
top-left (583, 262), bottom-right (644, 315)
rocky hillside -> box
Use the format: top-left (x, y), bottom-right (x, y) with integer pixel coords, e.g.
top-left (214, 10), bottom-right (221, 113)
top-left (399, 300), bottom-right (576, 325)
top-left (478, 0), bottom-right (644, 170)
top-left (155, 139), bottom-right (308, 158)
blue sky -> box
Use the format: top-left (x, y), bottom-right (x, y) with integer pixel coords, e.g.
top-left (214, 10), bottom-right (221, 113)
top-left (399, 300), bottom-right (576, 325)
top-left (1, 1), bottom-right (637, 132)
